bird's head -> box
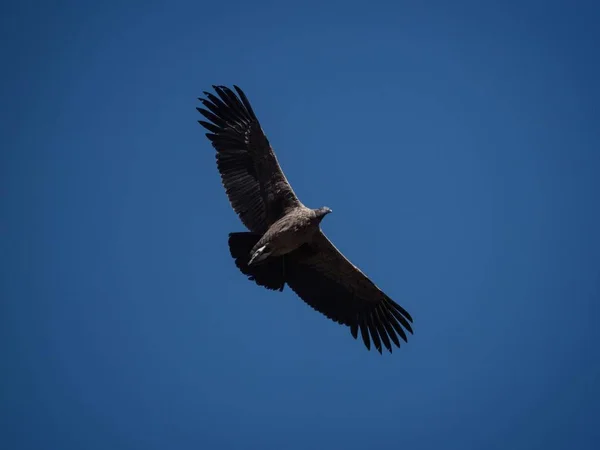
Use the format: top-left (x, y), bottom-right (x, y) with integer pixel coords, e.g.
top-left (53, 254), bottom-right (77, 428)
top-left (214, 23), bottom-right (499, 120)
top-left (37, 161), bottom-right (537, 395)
top-left (314, 206), bottom-right (333, 222)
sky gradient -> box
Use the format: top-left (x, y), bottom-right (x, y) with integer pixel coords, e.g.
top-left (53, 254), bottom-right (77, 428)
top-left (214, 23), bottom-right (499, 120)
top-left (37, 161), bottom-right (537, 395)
top-left (2, 1), bottom-right (599, 449)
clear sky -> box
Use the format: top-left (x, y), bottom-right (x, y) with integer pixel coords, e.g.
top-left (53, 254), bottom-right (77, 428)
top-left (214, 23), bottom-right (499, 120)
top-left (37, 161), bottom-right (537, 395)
top-left (2, 1), bottom-right (599, 449)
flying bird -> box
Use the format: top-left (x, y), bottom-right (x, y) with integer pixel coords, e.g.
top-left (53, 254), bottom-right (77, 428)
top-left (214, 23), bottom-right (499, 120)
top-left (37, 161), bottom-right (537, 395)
top-left (196, 85), bottom-right (413, 353)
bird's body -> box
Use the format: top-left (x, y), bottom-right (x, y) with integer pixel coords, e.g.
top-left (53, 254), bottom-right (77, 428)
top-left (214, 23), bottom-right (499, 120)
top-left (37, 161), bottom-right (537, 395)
top-left (249, 206), bottom-right (331, 265)
top-left (197, 85), bottom-right (414, 354)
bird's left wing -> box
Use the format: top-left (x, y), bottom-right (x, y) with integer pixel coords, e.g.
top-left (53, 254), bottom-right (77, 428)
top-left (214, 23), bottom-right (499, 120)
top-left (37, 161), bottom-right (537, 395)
top-left (286, 231), bottom-right (413, 353)
top-left (197, 85), bottom-right (302, 233)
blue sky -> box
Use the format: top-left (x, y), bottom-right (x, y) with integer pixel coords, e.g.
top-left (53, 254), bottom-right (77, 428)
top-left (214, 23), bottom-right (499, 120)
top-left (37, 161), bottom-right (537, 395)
top-left (2, 1), bottom-right (599, 449)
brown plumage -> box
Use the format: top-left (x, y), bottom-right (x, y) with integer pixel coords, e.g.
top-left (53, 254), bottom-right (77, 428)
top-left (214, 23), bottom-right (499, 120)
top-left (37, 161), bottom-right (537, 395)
top-left (197, 85), bottom-right (413, 354)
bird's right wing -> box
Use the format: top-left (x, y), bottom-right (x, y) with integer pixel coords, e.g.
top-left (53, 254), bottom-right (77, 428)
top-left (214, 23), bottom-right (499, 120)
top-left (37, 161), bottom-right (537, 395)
top-left (197, 85), bottom-right (302, 233)
top-left (286, 231), bottom-right (413, 353)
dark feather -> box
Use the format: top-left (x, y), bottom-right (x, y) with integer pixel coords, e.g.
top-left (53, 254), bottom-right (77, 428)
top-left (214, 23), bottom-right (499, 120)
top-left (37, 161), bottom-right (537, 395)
top-left (198, 120), bottom-right (221, 134)
top-left (197, 85), bottom-right (301, 233)
top-left (285, 231), bottom-right (413, 354)
top-left (234, 85), bottom-right (258, 120)
top-left (197, 107), bottom-right (227, 128)
top-left (367, 312), bottom-right (383, 354)
top-left (374, 307), bottom-right (393, 353)
top-left (359, 317), bottom-right (371, 350)
top-left (228, 232), bottom-right (285, 291)
top-left (379, 305), bottom-right (401, 348)
top-left (350, 320), bottom-right (359, 340)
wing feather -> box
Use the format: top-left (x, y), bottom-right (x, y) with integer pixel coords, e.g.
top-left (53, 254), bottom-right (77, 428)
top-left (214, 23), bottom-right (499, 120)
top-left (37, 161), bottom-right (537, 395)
top-left (286, 231), bottom-right (413, 353)
top-left (197, 85), bottom-right (302, 232)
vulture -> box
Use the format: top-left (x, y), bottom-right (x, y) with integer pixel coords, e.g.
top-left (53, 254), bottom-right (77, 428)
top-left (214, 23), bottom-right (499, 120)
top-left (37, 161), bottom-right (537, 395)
top-left (196, 85), bottom-right (413, 354)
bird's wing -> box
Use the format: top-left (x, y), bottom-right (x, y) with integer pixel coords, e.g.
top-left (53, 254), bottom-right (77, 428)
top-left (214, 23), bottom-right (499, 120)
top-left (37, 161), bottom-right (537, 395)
top-left (286, 231), bottom-right (413, 353)
top-left (197, 85), bottom-right (302, 233)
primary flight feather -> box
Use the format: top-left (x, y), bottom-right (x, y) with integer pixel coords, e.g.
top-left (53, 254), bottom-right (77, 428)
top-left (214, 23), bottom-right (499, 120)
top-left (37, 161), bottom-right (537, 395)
top-left (197, 85), bottom-right (413, 354)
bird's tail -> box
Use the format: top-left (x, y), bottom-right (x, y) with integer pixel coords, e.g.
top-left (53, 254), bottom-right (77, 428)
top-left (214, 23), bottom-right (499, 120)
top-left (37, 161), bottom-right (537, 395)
top-left (228, 232), bottom-right (286, 292)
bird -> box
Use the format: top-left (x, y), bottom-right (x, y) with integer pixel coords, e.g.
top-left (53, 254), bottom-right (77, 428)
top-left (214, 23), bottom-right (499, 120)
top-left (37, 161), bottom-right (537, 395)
top-left (196, 85), bottom-right (413, 354)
